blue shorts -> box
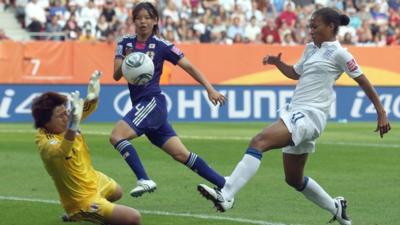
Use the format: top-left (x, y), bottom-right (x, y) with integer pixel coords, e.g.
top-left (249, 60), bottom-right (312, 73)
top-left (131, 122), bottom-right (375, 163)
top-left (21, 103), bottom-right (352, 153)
top-left (122, 94), bottom-right (177, 148)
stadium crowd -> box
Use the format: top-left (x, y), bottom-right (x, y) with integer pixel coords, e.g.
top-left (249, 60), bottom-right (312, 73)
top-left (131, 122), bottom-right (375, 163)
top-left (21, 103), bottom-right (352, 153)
top-left (1, 0), bottom-right (400, 45)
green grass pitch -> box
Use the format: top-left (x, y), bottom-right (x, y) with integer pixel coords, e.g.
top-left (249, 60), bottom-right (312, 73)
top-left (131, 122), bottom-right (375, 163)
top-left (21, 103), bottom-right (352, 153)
top-left (0, 122), bottom-right (399, 225)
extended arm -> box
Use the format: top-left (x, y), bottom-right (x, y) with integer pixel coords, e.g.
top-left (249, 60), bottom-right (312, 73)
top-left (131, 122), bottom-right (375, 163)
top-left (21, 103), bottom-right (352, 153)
top-left (113, 58), bottom-right (124, 81)
top-left (354, 74), bottom-right (391, 137)
top-left (263, 53), bottom-right (300, 80)
top-left (178, 57), bottom-right (225, 106)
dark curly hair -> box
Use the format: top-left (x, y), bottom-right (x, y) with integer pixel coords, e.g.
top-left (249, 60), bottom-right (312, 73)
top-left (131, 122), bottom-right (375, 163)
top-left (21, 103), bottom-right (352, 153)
top-left (31, 92), bottom-right (67, 129)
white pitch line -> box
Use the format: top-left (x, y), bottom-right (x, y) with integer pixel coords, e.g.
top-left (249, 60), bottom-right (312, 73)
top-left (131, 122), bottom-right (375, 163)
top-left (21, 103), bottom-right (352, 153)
top-left (0, 196), bottom-right (302, 225)
top-left (0, 129), bottom-right (399, 149)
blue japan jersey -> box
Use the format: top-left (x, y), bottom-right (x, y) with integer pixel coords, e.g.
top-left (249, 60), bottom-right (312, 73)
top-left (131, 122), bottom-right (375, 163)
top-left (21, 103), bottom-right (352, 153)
top-left (115, 35), bottom-right (184, 103)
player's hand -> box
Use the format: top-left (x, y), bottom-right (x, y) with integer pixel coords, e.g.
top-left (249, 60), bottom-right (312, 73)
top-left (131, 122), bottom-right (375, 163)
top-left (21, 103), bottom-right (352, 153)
top-left (86, 70), bottom-right (102, 101)
top-left (207, 88), bottom-right (225, 106)
top-left (68, 91), bottom-right (84, 132)
top-left (124, 47), bottom-right (133, 58)
top-left (375, 112), bottom-right (391, 138)
top-left (263, 53), bottom-right (282, 65)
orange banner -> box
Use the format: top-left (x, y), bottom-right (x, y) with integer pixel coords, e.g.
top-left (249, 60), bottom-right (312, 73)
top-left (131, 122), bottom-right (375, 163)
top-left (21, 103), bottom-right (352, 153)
top-left (0, 41), bottom-right (399, 86)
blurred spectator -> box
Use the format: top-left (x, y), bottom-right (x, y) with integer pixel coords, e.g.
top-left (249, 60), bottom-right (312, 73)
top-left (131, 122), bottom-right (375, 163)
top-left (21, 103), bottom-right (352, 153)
top-left (218, 0), bottom-right (235, 14)
top-left (115, 0), bottom-right (128, 24)
top-left (261, 18), bottom-right (281, 44)
top-left (357, 3), bottom-right (372, 22)
top-left (100, 0), bottom-right (118, 30)
top-left (356, 20), bottom-right (373, 45)
top-left (12, 0), bottom-right (400, 46)
top-left (388, 0), bottom-right (400, 11)
top-left (183, 28), bottom-right (200, 43)
top-left (64, 1), bottom-right (81, 27)
top-left (244, 16), bottom-right (261, 42)
top-left (197, 16), bottom-right (213, 43)
top-left (388, 7), bottom-right (400, 26)
top-left (276, 1), bottom-right (297, 29)
top-left (36, 0), bottom-right (49, 10)
top-left (338, 21), bottom-right (356, 43)
top-left (79, 27), bottom-right (96, 41)
top-left (63, 15), bottom-right (80, 40)
top-left (245, 0), bottom-right (264, 24)
top-left (25, 0), bottom-right (46, 39)
top-left (348, 7), bottom-right (361, 29)
top-left (96, 14), bottom-right (111, 40)
top-left (80, 0), bottom-right (100, 31)
top-left (162, 16), bottom-right (177, 37)
top-left (14, 0), bottom-right (28, 27)
top-left (293, 18), bottom-right (308, 44)
top-left (230, 4), bottom-right (245, 26)
top-left (46, 15), bottom-right (64, 40)
top-left (210, 15), bottom-right (227, 39)
top-left (227, 16), bottom-right (244, 40)
top-left (341, 32), bottom-right (355, 45)
top-left (273, 0), bottom-right (286, 13)
top-left (327, 0), bottom-right (344, 11)
top-left (373, 32), bottom-right (387, 46)
top-left (49, 0), bottom-right (66, 20)
top-left (371, 3), bottom-right (389, 25)
top-left (0, 28), bottom-right (10, 40)
top-left (164, 29), bottom-right (176, 42)
top-left (281, 32), bottom-right (296, 46)
top-left (163, 0), bottom-right (179, 24)
top-left (176, 17), bottom-right (190, 40)
top-left (262, 0), bottom-right (277, 18)
top-left (232, 33), bottom-right (244, 43)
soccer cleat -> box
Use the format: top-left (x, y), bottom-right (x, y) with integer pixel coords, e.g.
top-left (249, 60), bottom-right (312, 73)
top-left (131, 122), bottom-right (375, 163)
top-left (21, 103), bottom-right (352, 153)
top-left (329, 196), bottom-right (352, 225)
top-left (197, 184), bottom-right (234, 212)
top-left (130, 179), bottom-right (157, 197)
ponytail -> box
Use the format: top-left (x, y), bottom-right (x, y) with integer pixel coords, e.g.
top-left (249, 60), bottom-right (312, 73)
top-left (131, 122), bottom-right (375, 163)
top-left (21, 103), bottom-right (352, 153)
top-left (313, 7), bottom-right (349, 35)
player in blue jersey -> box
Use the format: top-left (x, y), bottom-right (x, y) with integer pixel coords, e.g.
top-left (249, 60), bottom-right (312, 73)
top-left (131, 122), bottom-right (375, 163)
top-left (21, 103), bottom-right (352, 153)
top-left (110, 2), bottom-right (226, 198)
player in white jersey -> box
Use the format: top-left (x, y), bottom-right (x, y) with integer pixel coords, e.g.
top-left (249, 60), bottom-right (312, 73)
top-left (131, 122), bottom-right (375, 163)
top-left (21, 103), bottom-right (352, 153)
top-left (197, 7), bottom-right (391, 225)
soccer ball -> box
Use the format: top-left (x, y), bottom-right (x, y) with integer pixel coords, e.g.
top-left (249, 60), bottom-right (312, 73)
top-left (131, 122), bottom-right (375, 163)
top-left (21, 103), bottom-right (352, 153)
top-left (122, 52), bottom-right (154, 85)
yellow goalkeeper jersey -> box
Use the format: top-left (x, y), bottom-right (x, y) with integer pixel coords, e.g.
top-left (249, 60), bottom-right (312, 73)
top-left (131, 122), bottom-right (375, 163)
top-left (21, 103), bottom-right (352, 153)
top-left (35, 100), bottom-right (100, 214)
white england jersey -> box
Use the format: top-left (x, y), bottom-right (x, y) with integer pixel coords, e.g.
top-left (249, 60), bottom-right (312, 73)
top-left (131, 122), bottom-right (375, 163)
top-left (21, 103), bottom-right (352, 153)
top-left (292, 40), bottom-right (363, 114)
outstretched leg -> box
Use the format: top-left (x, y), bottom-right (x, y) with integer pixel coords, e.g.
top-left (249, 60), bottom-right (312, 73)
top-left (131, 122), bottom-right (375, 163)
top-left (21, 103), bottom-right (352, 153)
top-left (198, 119), bottom-right (292, 212)
top-left (161, 136), bottom-right (226, 189)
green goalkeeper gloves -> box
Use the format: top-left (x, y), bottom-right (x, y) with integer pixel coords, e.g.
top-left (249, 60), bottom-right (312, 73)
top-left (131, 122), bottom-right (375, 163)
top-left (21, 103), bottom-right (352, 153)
top-left (86, 70), bottom-right (102, 101)
top-left (68, 91), bottom-right (84, 132)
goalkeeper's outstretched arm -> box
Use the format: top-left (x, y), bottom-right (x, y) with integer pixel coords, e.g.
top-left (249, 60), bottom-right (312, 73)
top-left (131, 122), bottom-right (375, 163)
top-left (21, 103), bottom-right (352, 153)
top-left (82, 71), bottom-right (102, 120)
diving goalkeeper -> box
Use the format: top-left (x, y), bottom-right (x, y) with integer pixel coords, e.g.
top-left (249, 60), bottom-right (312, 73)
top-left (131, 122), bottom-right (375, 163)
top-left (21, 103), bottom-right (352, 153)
top-left (32, 71), bottom-right (141, 225)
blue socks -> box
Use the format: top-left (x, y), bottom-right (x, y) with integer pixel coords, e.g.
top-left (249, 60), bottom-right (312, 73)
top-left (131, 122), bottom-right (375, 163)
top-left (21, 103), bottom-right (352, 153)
top-left (114, 139), bottom-right (149, 180)
top-left (245, 147), bottom-right (263, 160)
top-left (185, 152), bottom-right (225, 189)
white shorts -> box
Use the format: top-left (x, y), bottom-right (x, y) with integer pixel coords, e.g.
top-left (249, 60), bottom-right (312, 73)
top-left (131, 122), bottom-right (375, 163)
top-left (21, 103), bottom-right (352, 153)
top-left (280, 107), bottom-right (327, 155)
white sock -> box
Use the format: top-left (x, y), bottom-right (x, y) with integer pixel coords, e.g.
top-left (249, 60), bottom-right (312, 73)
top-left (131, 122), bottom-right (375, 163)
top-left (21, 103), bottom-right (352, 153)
top-left (221, 149), bottom-right (262, 201)
top-left (301, 177), bottom-right (336, 215)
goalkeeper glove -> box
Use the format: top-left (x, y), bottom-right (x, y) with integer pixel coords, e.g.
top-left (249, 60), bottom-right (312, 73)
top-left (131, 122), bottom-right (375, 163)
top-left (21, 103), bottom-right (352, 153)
top-left (68, 91), bottom-right (84, 132)
top-left (86, 70), bottom-right (102, 101)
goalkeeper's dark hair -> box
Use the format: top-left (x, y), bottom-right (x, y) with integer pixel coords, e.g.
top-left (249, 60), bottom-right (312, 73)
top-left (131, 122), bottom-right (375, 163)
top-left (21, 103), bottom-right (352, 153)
top-left (313, 7), bottom-right (350, 35)
top-left (31, 92), bottom-right (67, 129)
top-left (132, 2), bottom-right (159, 35)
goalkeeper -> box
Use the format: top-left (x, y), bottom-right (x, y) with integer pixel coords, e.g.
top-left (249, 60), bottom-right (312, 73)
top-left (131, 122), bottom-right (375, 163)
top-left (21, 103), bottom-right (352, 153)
top-left (32, 71), bottom-right (141, 225)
